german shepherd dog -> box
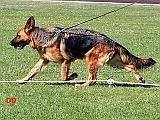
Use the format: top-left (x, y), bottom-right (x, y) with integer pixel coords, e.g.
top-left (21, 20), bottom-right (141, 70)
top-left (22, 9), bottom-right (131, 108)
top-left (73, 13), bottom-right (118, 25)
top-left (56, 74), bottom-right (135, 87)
top-left (10, 16), bottom-right (156, 86)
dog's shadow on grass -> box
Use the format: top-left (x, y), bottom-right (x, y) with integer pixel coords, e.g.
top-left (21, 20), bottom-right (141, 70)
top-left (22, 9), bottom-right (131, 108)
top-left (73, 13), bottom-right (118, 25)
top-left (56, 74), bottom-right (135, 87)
top-left (110, 84), bottom-right (153, 88)
top-left (98, 83), bottom-right (155, 88)
top-left (40, 82), bottom-right (156, 88)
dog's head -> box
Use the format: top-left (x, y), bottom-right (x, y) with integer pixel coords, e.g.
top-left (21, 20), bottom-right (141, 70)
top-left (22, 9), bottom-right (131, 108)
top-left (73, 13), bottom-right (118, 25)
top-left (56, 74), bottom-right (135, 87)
top-left (10, 16), bottom-right (35, 50)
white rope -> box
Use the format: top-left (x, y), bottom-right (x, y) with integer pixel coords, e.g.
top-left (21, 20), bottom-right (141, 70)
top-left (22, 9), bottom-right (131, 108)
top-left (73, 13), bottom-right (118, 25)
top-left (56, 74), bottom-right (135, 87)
top-left (0, 79), bottom-right (160, 87)
top-left (0, 80), bottom-right (88, 83)
top-left (0, 80), bottom-right (103, 83)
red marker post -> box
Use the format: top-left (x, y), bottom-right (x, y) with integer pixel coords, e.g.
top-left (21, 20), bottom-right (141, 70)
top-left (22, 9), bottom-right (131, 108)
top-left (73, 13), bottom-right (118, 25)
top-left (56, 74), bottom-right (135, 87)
top-left (6, 98), bottom-right (16, 104)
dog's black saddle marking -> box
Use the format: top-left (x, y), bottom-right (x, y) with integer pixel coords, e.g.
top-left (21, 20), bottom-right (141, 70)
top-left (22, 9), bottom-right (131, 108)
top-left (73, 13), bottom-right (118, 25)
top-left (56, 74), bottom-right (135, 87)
top-left (60, 29), bottom-right (105, 58)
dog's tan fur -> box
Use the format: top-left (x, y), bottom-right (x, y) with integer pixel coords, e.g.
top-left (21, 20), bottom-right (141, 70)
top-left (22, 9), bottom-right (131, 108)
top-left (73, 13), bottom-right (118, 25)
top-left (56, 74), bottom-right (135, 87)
top-left (10, 16), bottom-right (156, 86)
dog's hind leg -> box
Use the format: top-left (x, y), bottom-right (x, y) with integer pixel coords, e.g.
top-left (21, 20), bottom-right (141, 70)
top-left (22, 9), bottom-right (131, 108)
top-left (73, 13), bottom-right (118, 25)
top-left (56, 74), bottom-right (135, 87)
top-left (75, 63), bottom-right (98, 86)
top-left (75, 53), bottom-right (99, 86)
top-left (75, 43), bottom-right (115, 86)
top-left (17, 58), bottom-right (49, 84)
top-left (61, 60), bottom-right (78, 80)
top-left (123, 64), bottom-right (145, 83)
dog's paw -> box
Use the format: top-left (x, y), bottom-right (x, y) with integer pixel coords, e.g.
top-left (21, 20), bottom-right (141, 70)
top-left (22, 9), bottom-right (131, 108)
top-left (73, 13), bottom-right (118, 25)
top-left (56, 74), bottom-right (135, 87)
top-left (139, 77), bottom-right (145, 83)
top-left (75, 83), bottom-right (84, 87)
top-left (16, 80), bottom-right (27, 84)
top-left (75, 83), bottom-right (89, 87)
top-left (70, 73), bottom-right (78, 78)
top-left (68, 73), bottom-right (78, 80)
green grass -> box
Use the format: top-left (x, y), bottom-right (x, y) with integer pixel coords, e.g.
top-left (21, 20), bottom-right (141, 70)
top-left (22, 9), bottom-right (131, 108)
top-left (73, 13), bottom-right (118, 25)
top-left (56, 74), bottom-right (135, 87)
top-left (0, 1), bottom-right (160, 120)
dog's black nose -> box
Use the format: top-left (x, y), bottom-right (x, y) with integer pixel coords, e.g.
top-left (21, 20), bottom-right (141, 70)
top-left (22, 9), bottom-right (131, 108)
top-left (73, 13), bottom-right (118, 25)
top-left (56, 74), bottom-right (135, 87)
top-left (10, 41), bottom-right (14, 46)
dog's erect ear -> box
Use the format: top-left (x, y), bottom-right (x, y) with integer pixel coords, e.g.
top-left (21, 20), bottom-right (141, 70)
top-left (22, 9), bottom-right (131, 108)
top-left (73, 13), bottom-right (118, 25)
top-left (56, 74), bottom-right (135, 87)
top-left (24, 16), bottom-right (35, 34)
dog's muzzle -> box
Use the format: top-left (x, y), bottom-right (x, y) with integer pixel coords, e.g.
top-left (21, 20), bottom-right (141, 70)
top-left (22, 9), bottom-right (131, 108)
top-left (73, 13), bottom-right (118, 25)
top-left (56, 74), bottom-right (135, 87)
top-left (10, 40), bottom-right (28, 50)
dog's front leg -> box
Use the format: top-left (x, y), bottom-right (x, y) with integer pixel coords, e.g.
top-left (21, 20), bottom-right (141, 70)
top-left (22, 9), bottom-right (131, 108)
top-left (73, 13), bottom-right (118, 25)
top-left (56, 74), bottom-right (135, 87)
top-left (18, 58), bottom-right (49, 84)
top-left (61, 60), bottom-right (78, 80)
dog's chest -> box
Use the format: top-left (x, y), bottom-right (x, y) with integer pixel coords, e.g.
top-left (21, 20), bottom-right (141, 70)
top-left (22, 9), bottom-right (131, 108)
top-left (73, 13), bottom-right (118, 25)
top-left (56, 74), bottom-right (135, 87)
top-left (38, 45), bottom-right (64, 63)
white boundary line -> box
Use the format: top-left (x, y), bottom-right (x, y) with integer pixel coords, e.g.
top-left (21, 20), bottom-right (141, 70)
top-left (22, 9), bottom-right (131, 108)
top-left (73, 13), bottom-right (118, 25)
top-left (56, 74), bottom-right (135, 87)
top-left (52, 0), bottom-right (159, 6)
top-left (31, 0), bottom-right (160, 6)
top-left (0, 80), bottom-right (88, 83)
top-left (1, 79), bottom-right (160, 87)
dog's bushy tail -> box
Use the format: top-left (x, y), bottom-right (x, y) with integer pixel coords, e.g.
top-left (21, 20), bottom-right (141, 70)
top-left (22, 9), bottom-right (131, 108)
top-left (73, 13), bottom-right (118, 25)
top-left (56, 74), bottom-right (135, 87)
top-left (136, 58), bottom-right (156, 69)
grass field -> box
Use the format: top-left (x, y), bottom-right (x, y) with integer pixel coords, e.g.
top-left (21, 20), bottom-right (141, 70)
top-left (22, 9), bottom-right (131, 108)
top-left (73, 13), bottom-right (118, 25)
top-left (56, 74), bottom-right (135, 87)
top-left (0, 0), bottom-right (160, 120)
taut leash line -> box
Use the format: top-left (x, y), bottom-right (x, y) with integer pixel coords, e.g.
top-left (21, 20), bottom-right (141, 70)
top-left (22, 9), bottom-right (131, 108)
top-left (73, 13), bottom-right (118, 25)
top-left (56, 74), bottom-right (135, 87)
top-left (60, 0), bottom-right (142, 32)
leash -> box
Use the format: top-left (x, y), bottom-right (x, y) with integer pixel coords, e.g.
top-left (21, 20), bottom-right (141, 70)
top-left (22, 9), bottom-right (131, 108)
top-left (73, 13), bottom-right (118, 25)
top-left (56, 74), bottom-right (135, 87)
top-left (59, 0), bottom-right (142, 32)
top-left (47, 0), bottom-right (142, 47)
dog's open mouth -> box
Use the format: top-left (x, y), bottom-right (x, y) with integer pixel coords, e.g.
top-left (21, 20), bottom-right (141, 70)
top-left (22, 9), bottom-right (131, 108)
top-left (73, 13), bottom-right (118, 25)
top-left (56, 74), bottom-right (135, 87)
top-left (15, 46), bottom-right (24, 50)
top-left (10, 41), bottom-right (28, 50)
